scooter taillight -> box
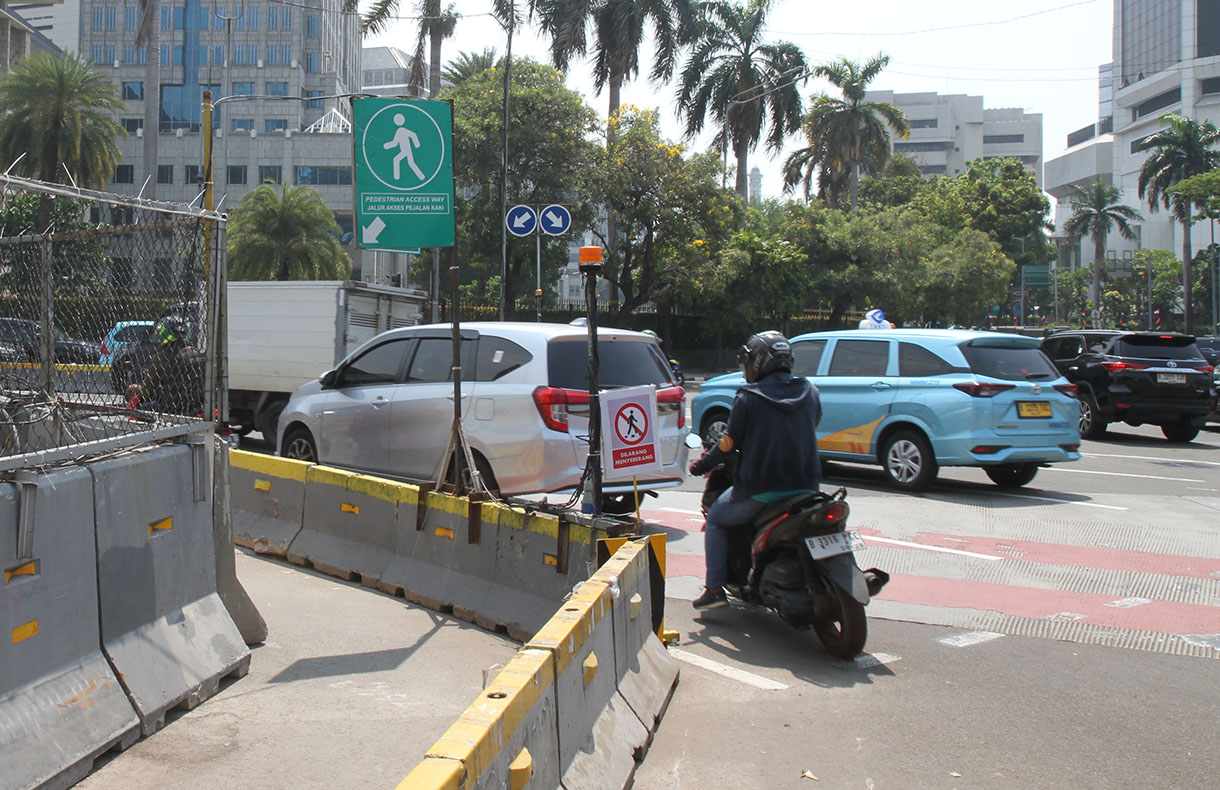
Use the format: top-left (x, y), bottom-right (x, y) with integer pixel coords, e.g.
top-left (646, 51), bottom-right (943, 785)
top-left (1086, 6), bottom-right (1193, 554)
top-left (813, 501), bottom-right (849, 534)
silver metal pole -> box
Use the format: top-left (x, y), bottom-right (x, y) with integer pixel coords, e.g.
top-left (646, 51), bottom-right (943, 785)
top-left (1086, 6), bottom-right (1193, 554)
top-left (535, 222), bottom-right (541, 322)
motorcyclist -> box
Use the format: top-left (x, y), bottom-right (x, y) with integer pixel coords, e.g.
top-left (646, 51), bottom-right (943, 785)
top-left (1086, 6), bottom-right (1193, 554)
top-left (688, 330), bottom-right (822, 610)
top-left (137, 317), bottom-right (203, 416)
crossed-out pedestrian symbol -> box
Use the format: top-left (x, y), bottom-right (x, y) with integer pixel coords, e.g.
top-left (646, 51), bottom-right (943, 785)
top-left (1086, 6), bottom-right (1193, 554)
top-left (361, 103), bottom-right (445, 191)
top-left (614, 404), bottom-right (648, 446)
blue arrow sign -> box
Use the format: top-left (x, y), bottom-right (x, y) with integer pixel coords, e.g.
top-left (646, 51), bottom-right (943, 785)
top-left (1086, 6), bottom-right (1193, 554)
top-left (506, 204), bottom-right (537, 236)
top-left (540, 204), bottom-right (572, 236)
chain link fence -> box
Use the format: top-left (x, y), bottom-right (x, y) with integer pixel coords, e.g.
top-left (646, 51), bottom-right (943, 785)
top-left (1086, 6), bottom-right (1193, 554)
top-left (0, 174), bottom-right (222, 471)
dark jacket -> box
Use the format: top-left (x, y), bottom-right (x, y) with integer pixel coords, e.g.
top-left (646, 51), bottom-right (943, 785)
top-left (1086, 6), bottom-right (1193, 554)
top-left (702, 371), bottom-right (821, 500)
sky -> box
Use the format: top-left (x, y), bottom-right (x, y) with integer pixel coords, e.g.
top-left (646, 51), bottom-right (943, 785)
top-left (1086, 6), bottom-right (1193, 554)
top-left (364, 0), bottom-right (1114, 203)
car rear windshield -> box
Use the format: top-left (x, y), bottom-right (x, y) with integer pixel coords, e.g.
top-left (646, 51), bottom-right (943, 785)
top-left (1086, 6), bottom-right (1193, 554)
top-left (547, 338), bottom-right (674, 389)
top-left (960, 340), bottom-right (1058, 381)
top-left (1114, 336), bottom-right (1205, 360)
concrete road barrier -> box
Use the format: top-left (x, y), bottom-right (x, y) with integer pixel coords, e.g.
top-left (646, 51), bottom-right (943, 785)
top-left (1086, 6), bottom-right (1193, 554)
top-left (91, 443), bottom-right (250, 736)
top-left (396, 538), bottom-right (677, 790)
top-left (229, 451), bottom-right (309, 557)
top-left (0, 466), bottom-right (141, 790)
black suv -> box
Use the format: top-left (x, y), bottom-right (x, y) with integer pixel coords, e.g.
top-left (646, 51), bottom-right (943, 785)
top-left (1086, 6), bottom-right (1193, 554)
top-left (0, 317), bottom-right (102, 363)
top-left (1041, 331), bottom-right (1213, 442)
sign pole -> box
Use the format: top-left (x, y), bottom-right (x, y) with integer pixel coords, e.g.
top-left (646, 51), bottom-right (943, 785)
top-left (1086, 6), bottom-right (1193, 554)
top-left (579, 246), bottom-right (603, 513)
top-left (535, 222), bottom-right (542, 322)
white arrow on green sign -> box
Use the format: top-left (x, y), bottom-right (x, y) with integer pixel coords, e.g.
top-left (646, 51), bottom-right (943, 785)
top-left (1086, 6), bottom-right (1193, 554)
top-left (352, 98), bottom-right (455, 249)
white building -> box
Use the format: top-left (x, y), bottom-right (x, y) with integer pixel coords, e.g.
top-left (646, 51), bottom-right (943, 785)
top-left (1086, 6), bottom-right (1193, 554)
top-left (9, 0), bottom-right (76, 54)
top-left (866, 90), bottom-right (1044, 186)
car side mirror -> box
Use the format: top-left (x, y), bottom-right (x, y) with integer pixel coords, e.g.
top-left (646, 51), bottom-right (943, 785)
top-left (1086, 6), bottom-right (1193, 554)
top-left (684, 432), bottom-right (703, 450)
top-left (320, 369), bottom-right (338, 388)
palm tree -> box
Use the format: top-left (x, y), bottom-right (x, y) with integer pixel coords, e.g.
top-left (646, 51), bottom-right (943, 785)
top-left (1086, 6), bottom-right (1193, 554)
top-left (1063, 179), bottom-right (1142, 327)
top-left (350, 0), bottom-right (456, 97)
top-left (227, 183), bottom-right (352, 280)
top-left (0, 52), bottom-right (124, 188)
top-left (443, 48), bottom-right (500, 86)
top-left (531, 0), bottom-right (697, 133)
top-left (675, 0), bottom-right (806, 198)
top-left (785, 55), bottom-right (907, 210)
top-left (1136, 113), bottom-right (1220, 333)
top-left (136, 0), bottom-right (160, 198)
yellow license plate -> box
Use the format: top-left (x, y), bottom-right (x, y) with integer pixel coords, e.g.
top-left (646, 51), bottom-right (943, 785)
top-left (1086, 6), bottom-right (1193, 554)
top-left (1017, 401), bottom-right (1053, 418)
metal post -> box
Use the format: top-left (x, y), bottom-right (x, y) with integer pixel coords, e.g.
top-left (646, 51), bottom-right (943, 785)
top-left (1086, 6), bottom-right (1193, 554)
top-left (535, 225), bottom-right (542, 322)
top-left (449, 249), bottom-right (463, 485)
top-left (579, 246), bottom-right (603, 513)
top-left (39, 240), bottom-right (53, 398)
top-left (499, 15), bottom-right (513, 321)
top-left (1212, 218), bottom-right (1218, 333)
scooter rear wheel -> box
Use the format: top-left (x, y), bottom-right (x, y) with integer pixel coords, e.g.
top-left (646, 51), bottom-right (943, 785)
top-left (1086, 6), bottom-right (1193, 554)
top-left (813, 588), bottom-right (868, 659)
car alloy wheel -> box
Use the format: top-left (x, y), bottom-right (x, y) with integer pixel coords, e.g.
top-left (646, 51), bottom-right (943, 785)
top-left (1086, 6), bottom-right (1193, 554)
top-left (881, 430), bottom-right (937, 491)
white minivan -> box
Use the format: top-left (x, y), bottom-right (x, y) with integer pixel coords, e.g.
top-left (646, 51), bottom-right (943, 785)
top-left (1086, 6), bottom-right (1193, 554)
top-left (276, 322), bottom-right (688, 509)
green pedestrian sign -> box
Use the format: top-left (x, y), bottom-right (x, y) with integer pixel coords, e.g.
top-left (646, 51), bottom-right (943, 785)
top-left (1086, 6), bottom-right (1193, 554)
top-left (352, 98), bottom-right (455, 249)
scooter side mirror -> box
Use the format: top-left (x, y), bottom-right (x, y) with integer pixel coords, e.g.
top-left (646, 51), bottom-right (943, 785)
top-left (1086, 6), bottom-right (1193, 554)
top-left (684, 432), bottom-right (703, 450)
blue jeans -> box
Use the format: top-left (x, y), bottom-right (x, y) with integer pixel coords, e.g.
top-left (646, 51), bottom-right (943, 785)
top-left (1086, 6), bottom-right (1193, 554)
top-left (704, 488), bottom-right (767, 589)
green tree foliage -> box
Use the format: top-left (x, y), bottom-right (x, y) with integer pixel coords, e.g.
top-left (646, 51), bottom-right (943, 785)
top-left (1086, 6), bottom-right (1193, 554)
top-left (530, 0), bottom-right (696, 125)
top-left (675, 0), bottom-right (805, 198)
top-left (785, 54), bottom-right (907, 209)
top-left (0, 193), bottom-right (110, 298)
top-left (443, 48), bottom-right (500, 86)
top-left (582, 106), bottom-right (740, 320)
top-left (1054, 249), bottom-right (1195, 331)
top-left (446, 58), bottom-right (599, 314)
top-left (0, 52), bottom-right (124, 188)
top-left (227, 183), bottom-right (351, 280)
top-left (695, 227), bottom-right (809, 338)
top-left (1136, 112), bottom-right (1220, 332)
top-left (857, 155), bottom-right (923, 208)
top-left (955, 158), bottom-right (1049, 258)
top-left (1062, 179), bottom-right (1142, 325)
top-left (914, 228), bottom-right (1014, 326)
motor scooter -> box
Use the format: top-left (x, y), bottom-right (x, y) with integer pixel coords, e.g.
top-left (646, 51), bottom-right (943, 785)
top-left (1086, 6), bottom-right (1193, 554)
top-left (686, 433), bottom-right (889, 659)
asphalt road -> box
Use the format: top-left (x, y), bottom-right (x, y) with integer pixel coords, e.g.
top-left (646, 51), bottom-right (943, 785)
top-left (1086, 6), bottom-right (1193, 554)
top-left (635, 421), bottom-right (1220, 789)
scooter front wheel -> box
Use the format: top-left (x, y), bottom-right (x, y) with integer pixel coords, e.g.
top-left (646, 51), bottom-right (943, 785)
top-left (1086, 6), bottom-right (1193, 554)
top-left (813, 588), bottom-right (868, 659)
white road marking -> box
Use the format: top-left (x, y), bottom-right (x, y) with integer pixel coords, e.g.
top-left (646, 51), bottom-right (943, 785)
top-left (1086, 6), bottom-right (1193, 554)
top-left (1043, 467), bottom-right (1204, 483)
top-left (862, 535), bottom-right (1004, 561)
top-left (660, 507), bottom-right (704, 516)
top-left (849, 652), bottom-right (901, 669)
top-left (984, 491), bottom-right (1128, 511)
top-left (1045, 612), bottom-right (1087, 622)
top-left (670, 648), bottom-right (789, 690)
top-left (1104, 597), bottom-right (1152, 609)
top-left (1083, 451), bottom-right (1220, 467)
top-left (939, 631), bottom-right (1006, 648)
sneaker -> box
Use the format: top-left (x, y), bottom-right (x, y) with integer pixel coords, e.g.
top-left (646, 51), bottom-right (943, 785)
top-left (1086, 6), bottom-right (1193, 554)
top-left (693, 587), bottom-right (728, 611)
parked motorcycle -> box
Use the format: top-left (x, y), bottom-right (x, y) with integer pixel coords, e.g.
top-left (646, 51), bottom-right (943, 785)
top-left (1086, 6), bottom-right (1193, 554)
top-left (685, 433), bottom-right (888, 659)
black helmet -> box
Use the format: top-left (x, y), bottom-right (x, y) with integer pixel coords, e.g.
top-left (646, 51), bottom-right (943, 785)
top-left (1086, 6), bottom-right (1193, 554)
top-left (737, 330), bottom-right (793, 383)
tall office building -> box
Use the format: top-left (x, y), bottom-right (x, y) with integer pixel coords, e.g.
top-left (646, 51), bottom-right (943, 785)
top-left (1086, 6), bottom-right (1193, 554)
top-left (866, 90), bottom-right (1044, 186)
top-left (9, 0), bottom-right (76, 53)
top-left (78, 0), bottom-right (362, 267)
top-left (1048, 2), bottom-right (1220, 266)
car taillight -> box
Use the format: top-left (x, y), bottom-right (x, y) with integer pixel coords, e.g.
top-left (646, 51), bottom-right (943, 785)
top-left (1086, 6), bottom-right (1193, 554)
top-left (1195, 365), bottom-right (1214, 374)
top-left (100, 339), bottom-right (108, 354)
top-left (1053, 383), bottom-right (1078, 398)
top-left (1100, 361), bottom-right (1148, 372)
top-left (657, 385), bottom-right (685, 428)
top-left (531, 386), bottom-right (590, 433)
top-left (953, 382), bottom-right (1015, 398)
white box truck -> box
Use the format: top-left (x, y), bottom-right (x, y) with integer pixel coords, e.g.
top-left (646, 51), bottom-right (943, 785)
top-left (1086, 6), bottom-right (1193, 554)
top-left (226, 280), bottom-right (427, 438)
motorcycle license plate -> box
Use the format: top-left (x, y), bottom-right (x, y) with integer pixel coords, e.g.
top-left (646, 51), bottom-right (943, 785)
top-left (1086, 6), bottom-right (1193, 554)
top-left (805, 530), bottom-right (864, 560)
top-left (1157, 373), bottom-right (1186, 384)
top-left (1017, 401), bottom-right (1052, 418)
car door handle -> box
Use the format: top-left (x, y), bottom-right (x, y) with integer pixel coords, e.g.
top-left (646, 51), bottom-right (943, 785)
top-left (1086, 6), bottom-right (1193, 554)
top-left (371, 396), bottom-right (389, 408)
top-left (870, 381), bottom-right (894, 390)
top-left (446, 393), bottom-right (469, 400)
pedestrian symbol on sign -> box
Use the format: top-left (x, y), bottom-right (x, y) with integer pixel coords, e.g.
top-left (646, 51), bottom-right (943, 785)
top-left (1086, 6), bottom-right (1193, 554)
top-left (360, 103), bottom-right (446, 191)
top-left (614, 404), bottom-right (649, 445)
